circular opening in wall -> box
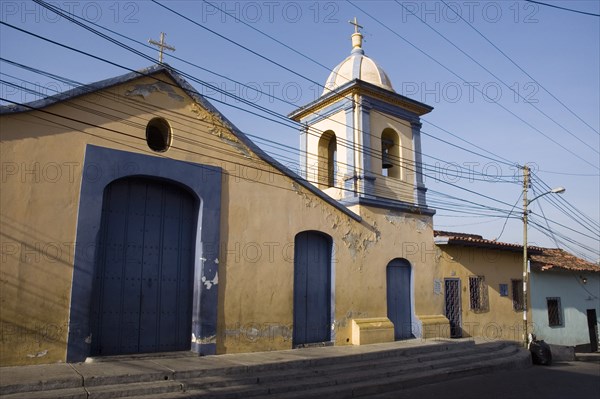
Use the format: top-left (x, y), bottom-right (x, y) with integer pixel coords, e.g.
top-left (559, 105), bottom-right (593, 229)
top-left (146, 117), bottom-right (171, 152)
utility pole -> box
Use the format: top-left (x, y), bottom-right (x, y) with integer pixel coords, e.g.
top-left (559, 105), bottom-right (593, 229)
top-left (521, 165), bottom-right (564, 348)
top-left (522, 165), bottom-right (529, 348)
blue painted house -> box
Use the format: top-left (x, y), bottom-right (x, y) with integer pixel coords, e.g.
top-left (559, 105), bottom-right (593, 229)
top-left (530, 249), bottom-right (600, 352)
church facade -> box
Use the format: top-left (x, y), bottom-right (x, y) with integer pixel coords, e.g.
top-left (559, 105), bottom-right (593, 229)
top-left (0, 29), bottom-right (449, 366)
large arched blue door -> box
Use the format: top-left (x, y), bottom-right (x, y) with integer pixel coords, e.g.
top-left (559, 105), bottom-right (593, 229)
top-left (90, 177), bottom-right (196, 356)
top-left (387, 258), bottom-right (413, 340)
top-left (293, 231), bottom-right (332, 346)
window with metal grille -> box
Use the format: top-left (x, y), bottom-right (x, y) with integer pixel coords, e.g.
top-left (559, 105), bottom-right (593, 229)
top-left (469, 276), bottom-right (488, 312)
top-left (512, 279), bottom-right (524, 311)
top-left (547, 297), bottom-right (563, 327)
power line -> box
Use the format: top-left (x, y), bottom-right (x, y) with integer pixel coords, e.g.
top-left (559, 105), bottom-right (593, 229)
top-left (2, 53), bottom-right (534, 218)
top-left (396, 0), bottom-right (599, 154)
top-left (5, 5), bottom-right (596, 253)
top-left (440, 0), bottom-right (599, 136)
top-left (148, 0), bottom-right (328, 93)
top-left (421, 119), bottom-right (517, 167)
top-left (531, 170), bottom-right (600, 230)
top-left (0, 5), bottom-right (434, 187)
top-left (198, 0), bottom-right (537, 172)
top-left (494, 192), bottom-right (523, 241)
top-left (347, 0), bottom-right (599, 171)
top-left (1, 56), bottom-right (521, 193)
top-left (1, 62), bottom-right (516, 216)
top-left (12, 1), bottom-right (531, 184)
top-left (529, 220), bottom-right (598, 259)
top-left (195, 0), bottom-right (570, 176)
top-left (199, 0), bottom-right (338, 81)
top-left (0, 43), bottom-right (578, 227)
top-left (2, 90), bottom-right (521, 221)
top-left (536, 169), bottom-right (600, 177)
top-left (0, 15), bottom-right (527, 205)
top-left (524, 0), bottom-right (600, 18)
top-left (532, 184), bottom-right (561, 248)
top-left (1, 69), bottom-right (520, 216)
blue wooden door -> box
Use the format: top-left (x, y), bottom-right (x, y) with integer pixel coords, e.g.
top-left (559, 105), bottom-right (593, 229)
top-left (387, 259), bottom-right (412, 340)
top-left (90, 177), bottom-right (196, 356)
top-left (293, 231), bottom-right (331, 346)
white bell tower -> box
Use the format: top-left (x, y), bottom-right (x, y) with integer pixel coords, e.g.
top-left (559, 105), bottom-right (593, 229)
top-left (289, 20), bottom-right (434, 215)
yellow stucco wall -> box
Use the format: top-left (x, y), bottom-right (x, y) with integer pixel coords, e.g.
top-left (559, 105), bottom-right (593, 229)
top-left (0, 72), bottom-right (446, 366)
top-left (436, 245), bottom-right (530, 342)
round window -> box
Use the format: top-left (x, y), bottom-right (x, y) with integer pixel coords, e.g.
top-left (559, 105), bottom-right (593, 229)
top-left (146, 117), bottom-right (171, 152)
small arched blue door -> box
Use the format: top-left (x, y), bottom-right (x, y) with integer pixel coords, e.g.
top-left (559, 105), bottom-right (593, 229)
top-left (387, 258), bottom-right (413, 340)
top-left (90, 177), bottom-right (196, 356)
top-left (293, 231), bottom-right (332, 346)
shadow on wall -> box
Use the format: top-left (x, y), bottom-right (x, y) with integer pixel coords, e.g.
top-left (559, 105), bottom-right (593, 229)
top-left (0, 213), bottom-right (74, 365)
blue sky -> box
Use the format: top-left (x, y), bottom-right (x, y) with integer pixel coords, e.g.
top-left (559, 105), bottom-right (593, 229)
top-left (1, 1), bottom-right (599, 260)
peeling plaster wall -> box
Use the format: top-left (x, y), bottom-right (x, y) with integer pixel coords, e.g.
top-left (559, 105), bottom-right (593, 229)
top-left (0, 72), bottom-right (446, 365)
top-left (344, 206), bottom-right (442, 335)
top-left (0, 74), bottom-right (245, 365)
top-left (218, 174), bottom-right (382, 353)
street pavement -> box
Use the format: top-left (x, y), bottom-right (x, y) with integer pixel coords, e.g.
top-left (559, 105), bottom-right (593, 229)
top-left (372, 361), bottom-right (600, 399)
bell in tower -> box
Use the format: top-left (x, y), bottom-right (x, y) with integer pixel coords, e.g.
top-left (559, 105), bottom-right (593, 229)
top-left (381, 139), bottom-right (394, 169)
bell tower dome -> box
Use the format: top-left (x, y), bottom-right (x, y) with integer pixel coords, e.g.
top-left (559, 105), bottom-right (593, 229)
top-left (289, 20), bottom-right (435, 215)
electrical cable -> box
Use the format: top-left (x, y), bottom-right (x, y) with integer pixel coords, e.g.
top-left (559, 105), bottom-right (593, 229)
top-left (524, 0), bottom-right (600, 18)
top-left (346, 0), bottom-right (599, 171)
top-left (396, 0), bottom-right (599, 154)
top-left (441, 0), bottom-right (599, 136)
top-left (3, 3), bottom-right (596, 253)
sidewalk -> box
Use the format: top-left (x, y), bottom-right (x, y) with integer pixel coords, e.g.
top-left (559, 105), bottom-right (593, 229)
top-left (0, 338), bottom-right (464, 394)
top-left (575, 351), bottom-right (600, 363)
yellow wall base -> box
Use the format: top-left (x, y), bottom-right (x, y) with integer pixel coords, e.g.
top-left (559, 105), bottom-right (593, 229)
top-left (351, 317), bottom-right (395, 345)
top-left (418, 315), bottom-right (451, 339)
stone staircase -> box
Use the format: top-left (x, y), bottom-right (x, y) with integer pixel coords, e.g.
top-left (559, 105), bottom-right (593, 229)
top-left (0, 340), bottom-right (531, 398)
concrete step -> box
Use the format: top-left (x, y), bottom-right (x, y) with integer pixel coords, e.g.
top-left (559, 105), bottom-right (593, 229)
top-left (180, 341), bottom-right (508, 392)
top-left (166, 339), bottom-right (477, 381)
top-left (94, 345), bottom-right (530, 399)
top-left (0, 339), bottom-right (474, 396)
top-left (0, 380), bottom-right (185, 399)
top-left (0, 387), bottom-right (88, 399)
top-left (253, 346), bottom-right (531, 398)
top-left (166, 344), bottom-right (518, 398)
top-left (179, 342), bottom-right (524, 398)
top-left (0, 340), bottom-right (530, 399)
top-left (87, 380), bottom-right (184, 399)
top-left (0, 363), bottom-right (82, 395)
top-left (575, 352), bottom-right (600, 363)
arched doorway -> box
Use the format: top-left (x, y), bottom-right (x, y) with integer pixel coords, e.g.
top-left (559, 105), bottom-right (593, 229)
top-left (293, 231), bottom-right (332, 346)
top-left (386, 258), bottom-right (413, 340)
top-left (90, 177), bottom-right (196, 356)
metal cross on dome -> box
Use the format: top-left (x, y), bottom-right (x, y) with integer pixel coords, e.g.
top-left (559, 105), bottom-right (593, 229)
top-left (148, 32), bottom-right (176, 63)
top-left (349, 17), bottom-right (363, 34)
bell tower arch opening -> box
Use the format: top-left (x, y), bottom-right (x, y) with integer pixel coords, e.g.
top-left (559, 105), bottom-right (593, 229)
top-left (318, 130), bottom-right (337, 188)
top-left (381, 128), bottom-right (400, 179)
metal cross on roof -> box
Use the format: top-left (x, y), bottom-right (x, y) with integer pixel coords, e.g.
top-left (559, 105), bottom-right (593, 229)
top-left (148, 32), bottom-right (175, 63)
top-left (349, 17), bottom-right (363, 34)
